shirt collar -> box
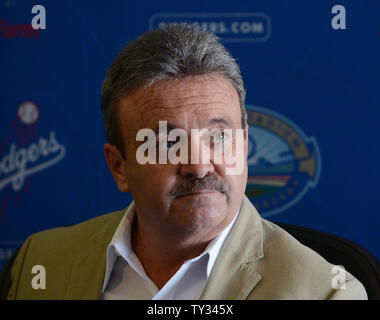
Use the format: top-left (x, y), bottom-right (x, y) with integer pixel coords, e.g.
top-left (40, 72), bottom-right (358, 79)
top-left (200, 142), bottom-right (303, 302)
top-left (102, 203), bottom-right (135, 293)
top-left (102, 201), bottom-right (240, 293)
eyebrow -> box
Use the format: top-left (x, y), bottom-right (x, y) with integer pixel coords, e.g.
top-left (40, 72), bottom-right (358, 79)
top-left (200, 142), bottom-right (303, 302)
top-left (207, 117), bottom-right (235, 128)
top-left (150, 116), bottom-right (236, 136)
top-left (151, 123), bottom-right (179, 136)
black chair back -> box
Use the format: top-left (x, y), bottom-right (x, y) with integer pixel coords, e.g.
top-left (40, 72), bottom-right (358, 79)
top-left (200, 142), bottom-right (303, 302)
top-left (275, 222), bottom-right (380, 300)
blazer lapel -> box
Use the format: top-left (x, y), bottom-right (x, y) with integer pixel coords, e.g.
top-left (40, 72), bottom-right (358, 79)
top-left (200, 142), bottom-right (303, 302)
top-left (200, 196), bottom-right (264, 300)
top-left (64, 210), bottom-right (125, 299)
top-left (63, 197), bottom-right (263, 300)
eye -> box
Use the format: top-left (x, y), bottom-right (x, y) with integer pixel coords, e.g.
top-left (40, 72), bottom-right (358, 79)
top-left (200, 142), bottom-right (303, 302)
top-left (166, 140), bottom-right (177, 149)
top-left (158, 137), bottom-right (179, 151)
top-left (211, 130), bottom-right (225, 143)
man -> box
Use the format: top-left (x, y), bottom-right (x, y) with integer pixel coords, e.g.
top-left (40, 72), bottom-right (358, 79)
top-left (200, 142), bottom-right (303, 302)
top-left (2, 23), bottom-right (367, 299)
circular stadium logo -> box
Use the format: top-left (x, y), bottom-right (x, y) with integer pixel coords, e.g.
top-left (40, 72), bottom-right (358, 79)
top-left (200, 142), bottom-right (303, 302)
top-left (245, 105), bottom-right (321, 217)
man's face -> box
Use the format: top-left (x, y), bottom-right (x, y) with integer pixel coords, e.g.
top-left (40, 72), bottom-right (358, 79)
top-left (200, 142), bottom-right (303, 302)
top-left (105, 74), bottom-right (248, 240)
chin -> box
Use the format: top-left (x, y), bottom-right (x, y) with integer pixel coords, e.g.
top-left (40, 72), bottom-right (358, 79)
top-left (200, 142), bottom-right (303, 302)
top-left (172, 204), bottom-right (228, 235)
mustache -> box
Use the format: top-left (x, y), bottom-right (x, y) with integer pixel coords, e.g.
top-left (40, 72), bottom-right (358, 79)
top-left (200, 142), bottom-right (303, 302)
top-left (170, 173), bottom-right (227, 198)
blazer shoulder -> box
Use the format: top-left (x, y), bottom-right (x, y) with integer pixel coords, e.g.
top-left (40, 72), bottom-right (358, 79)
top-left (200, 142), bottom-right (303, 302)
top-left (6, 208), bottom-right (126, 299)
top-left (30, 208), bottom-right (125, 246)
top-left (253, 219), bottom-right (367, 299)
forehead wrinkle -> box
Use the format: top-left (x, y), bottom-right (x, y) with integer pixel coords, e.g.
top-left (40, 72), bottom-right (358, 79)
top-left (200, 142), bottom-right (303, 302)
top-left (123, 73), bottom-right (239, 117)
top-left (118, 74), bottom-right (241, 142)
top-left (136, 92), bottom-right (238, 126)
top-left (138, 92), bottom-right (236, 114)
top-left (143, 106), bottom-right (235, 133)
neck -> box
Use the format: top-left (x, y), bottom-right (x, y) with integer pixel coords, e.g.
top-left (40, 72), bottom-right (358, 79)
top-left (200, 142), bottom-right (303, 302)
top-left (131, 215), bottom-right (217, 289)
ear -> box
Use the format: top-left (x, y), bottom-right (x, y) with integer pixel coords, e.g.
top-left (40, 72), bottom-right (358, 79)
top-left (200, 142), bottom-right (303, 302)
top-left (104, 143), bottom-right (129, 193)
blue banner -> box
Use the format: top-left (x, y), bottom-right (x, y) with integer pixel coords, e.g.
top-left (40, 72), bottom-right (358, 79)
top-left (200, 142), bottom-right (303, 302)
top-left (1, 0), bottom-right (379, 270)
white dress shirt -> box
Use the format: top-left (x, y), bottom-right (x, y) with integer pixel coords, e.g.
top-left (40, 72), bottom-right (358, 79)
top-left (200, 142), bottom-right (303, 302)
top-left (101, 202), bottom-right (239, 300)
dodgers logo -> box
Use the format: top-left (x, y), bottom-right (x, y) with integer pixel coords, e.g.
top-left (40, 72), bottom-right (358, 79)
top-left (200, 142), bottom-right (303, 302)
top-left (246, 105), bottom-right (321, 217)
top-left (0, 101), bottom-right (66, 221)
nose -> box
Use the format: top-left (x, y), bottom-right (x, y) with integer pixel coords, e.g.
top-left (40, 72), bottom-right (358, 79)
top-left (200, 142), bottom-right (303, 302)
top-left (179, 133), bottom-right (215, 178)
top-left (179, 162), bottom-right (214, 179)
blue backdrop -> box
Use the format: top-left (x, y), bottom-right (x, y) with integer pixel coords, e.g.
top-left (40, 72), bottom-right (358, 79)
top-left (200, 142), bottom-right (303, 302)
top-left (1, 0), bottom-right (379, 270)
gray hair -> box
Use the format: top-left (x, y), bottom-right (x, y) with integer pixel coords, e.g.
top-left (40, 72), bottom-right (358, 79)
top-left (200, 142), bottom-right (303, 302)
top-left (101, 23), bottom-right (247, 157)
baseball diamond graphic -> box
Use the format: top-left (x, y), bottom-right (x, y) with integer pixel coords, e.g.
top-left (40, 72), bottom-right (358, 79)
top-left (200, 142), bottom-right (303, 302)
top-left (245, 105), bottom-right (322, 218)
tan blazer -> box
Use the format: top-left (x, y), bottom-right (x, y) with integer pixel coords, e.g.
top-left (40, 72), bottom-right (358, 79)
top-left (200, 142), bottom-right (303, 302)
top-left (6, 196), bottom-right (367, 300)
